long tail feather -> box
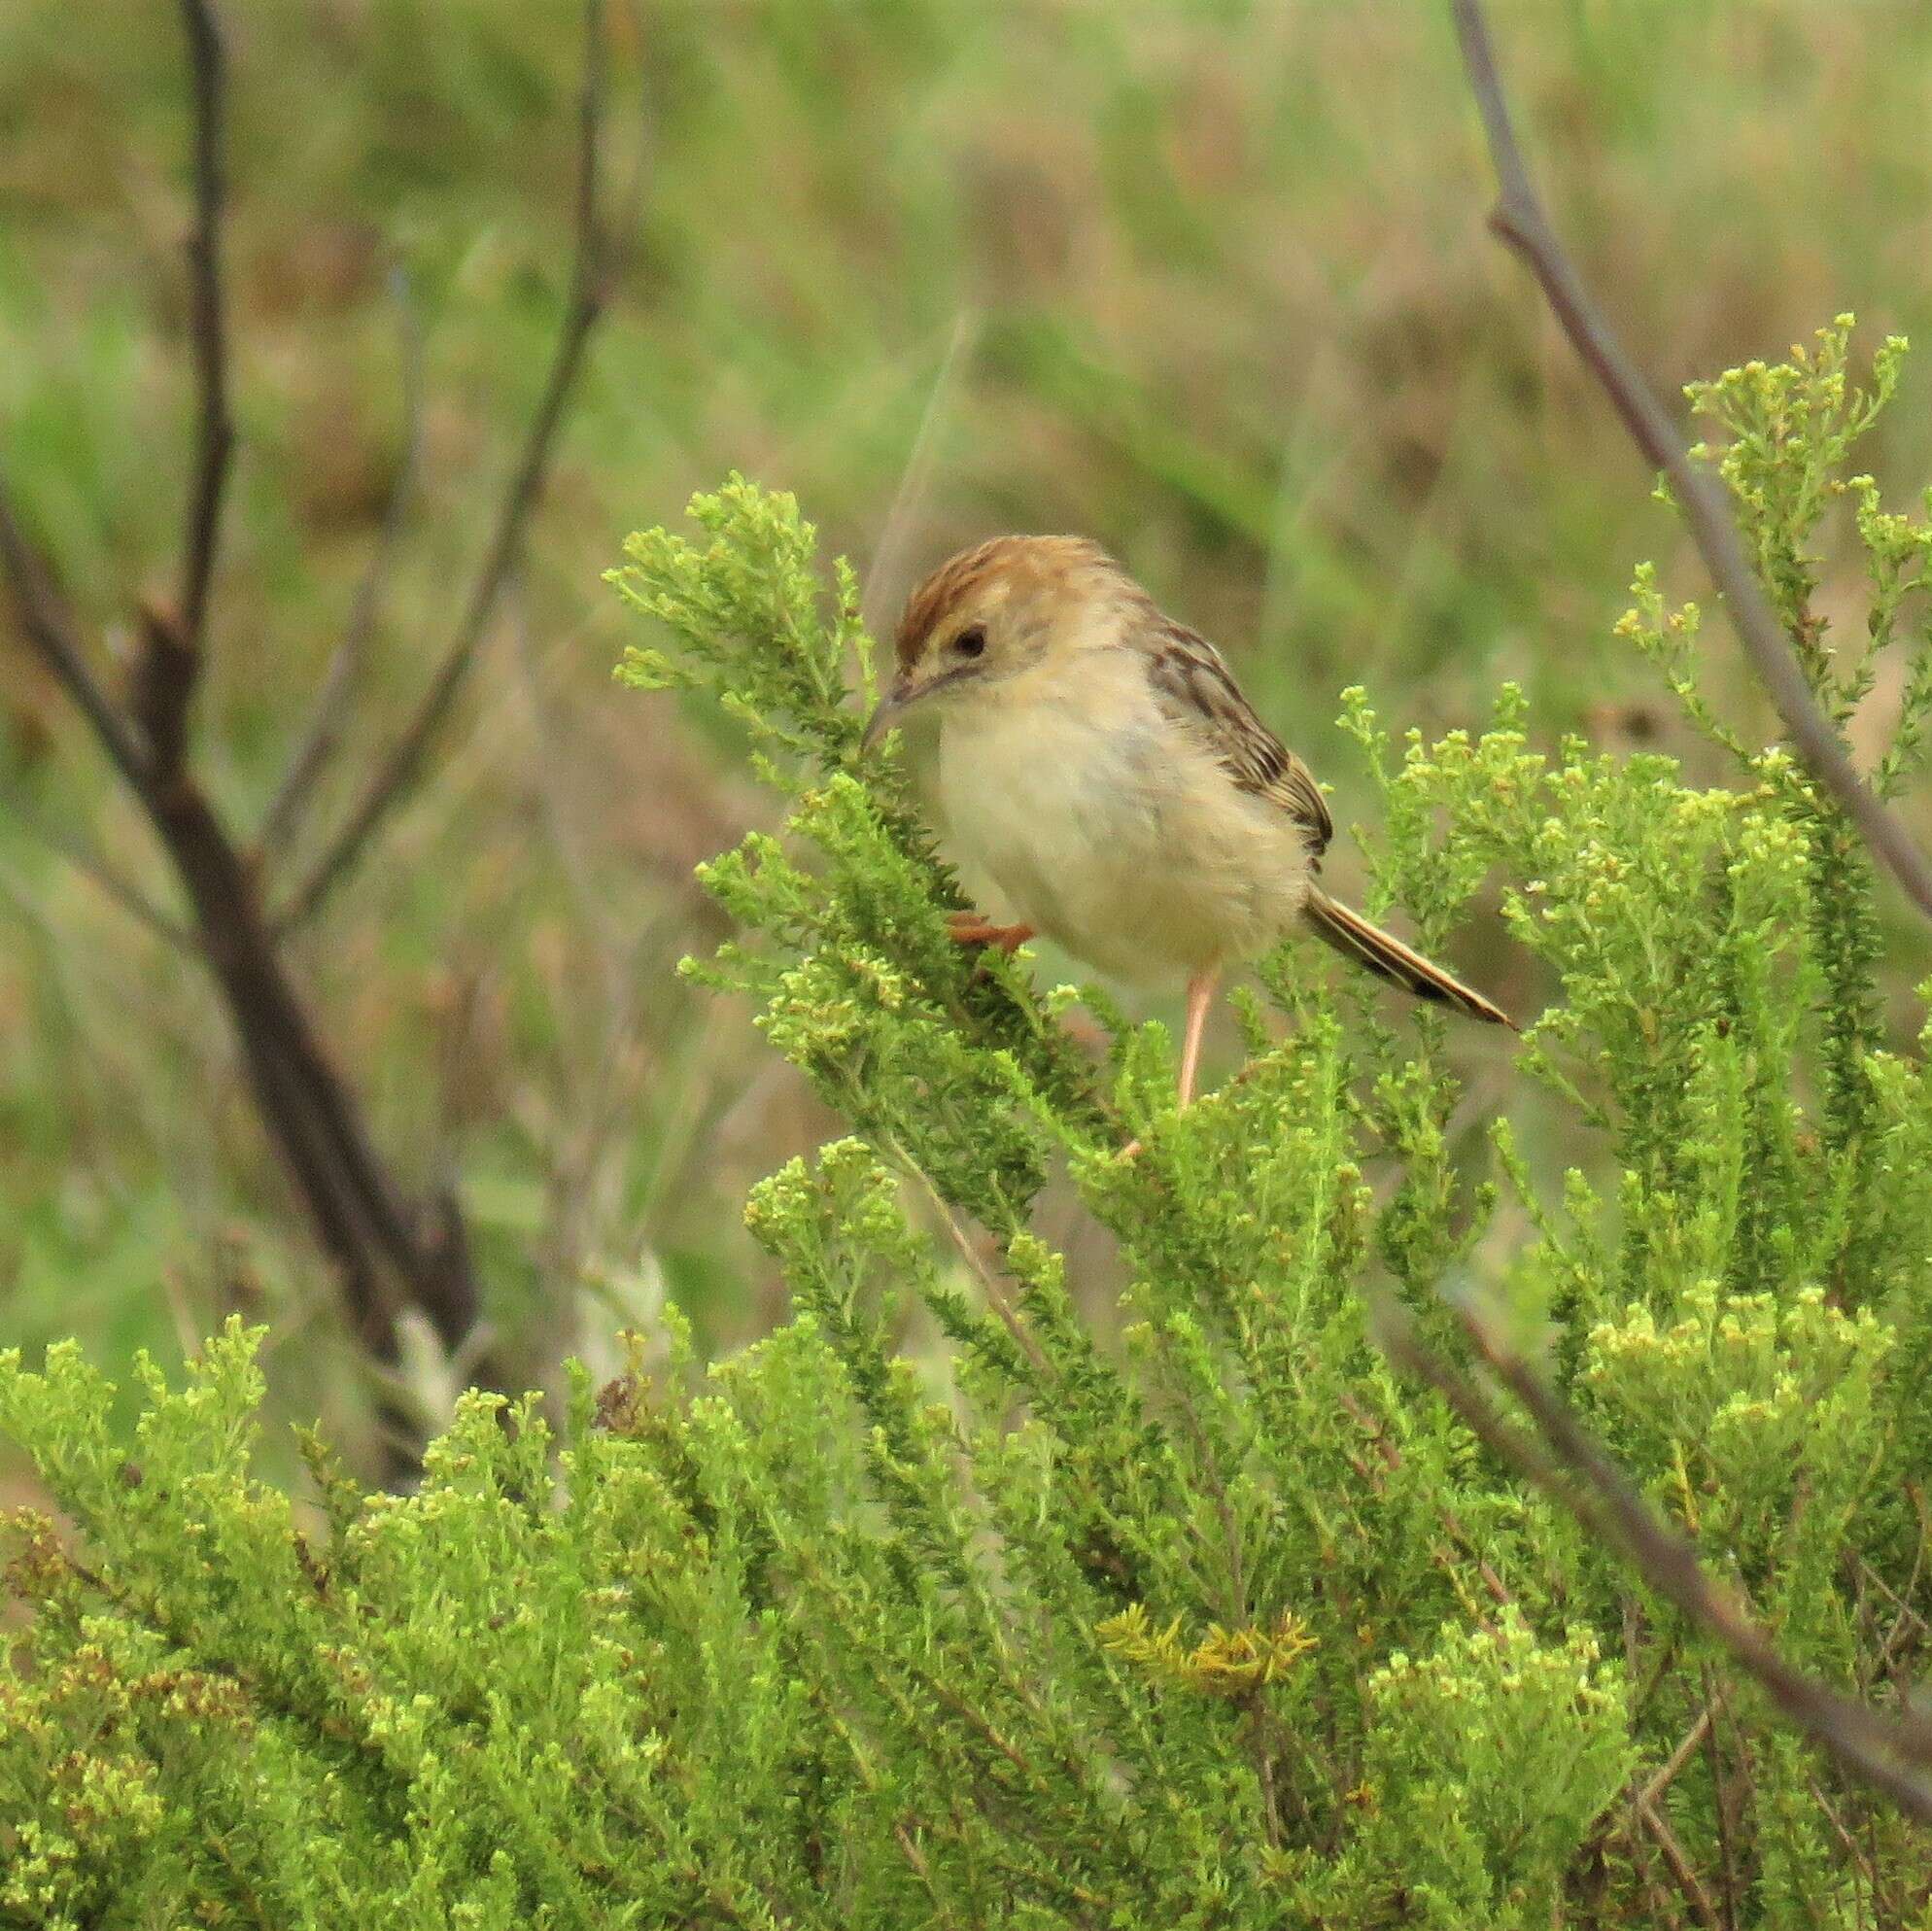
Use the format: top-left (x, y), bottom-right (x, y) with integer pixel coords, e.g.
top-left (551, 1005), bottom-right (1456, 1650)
top-left (1302, 887), bottom-right (1516, 1029)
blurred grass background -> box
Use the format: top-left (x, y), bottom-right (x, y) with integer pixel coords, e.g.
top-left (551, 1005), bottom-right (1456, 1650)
top-left (4, 0), bottom-right (1931, 1450)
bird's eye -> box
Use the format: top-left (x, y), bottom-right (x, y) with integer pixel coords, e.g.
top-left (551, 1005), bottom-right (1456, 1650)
top-left (953, 627), bottom-right (987, 659)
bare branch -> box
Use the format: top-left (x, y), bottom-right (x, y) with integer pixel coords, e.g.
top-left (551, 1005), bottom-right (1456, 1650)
top-left (1449, 0), bottom-right (1932, 925)
top-left (1374, 1289), bottom-right (1932, 1823)
top-left (259, 265), bottom-right (427, 856)
top-left (0, 481), bottom-right (154, 792)
top-left (177, 0), bottom-right (234, 653)
top-left (1, 490), bottom-right (498, 1474)
top-left (0, 0), bottom-right (514, 1476)
top-left (0, 781), bottom-right (191, 948)
top-left (276, 0), bottom-right (615, 935)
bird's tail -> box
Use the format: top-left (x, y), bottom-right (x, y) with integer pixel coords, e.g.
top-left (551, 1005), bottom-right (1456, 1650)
top-left (1302, 887), bottom-right (1516, 1029)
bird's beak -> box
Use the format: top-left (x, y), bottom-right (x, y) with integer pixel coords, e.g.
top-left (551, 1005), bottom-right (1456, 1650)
top-left (862, 659), bottom-right (981, 756)
top-left (860, 677), bottom-right (916, 758)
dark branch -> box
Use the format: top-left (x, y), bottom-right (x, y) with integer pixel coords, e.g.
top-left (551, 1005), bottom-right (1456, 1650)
top-left (276, 0), bottom-right (614, 934)
top-left (1449, 0), bottom-right (1932, 925)
top-left (131, 596), bottom-right (201, 782)
top-left (177, 0), bottom-right (234, 653)
top-left (1376, 1290), bottom-right (1932, 1823)
top-left (0, 0), bottom-right (512, 1475)
top-left (259, 265), bottom-right (427, 857)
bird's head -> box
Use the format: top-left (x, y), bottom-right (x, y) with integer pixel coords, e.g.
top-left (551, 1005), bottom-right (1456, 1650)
top-left (860, 534), bottom-right (1130, 755)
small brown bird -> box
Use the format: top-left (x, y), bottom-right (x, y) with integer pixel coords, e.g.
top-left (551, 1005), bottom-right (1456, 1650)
top-left (862, 536), bottom-right (1513, 1107)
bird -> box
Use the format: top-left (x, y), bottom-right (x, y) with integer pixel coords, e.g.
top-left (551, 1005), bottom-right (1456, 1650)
top-left (859, 535), bottom-right (1513, 1111)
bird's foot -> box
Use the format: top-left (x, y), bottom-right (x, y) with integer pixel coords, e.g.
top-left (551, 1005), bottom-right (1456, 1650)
top-left (946, 911), bottom-right (1034, 955)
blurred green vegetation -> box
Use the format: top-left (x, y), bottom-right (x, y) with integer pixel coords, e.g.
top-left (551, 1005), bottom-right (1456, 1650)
top-left (4, 0), bottom-right (1931, 1447)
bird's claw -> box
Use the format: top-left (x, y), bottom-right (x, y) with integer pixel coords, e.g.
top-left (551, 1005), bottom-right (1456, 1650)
top-left (946, 911), bottom-right (1034, 955)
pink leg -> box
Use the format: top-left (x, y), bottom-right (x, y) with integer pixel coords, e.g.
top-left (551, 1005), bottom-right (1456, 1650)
top-left (1178, 967), bottom-right (1220, 1107)
top-left (1119, 967), bottom-right (1223, 1158)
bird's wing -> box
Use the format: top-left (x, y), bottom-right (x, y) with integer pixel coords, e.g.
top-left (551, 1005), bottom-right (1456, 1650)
top-left (1144, 621), bottom-right (1333, 858)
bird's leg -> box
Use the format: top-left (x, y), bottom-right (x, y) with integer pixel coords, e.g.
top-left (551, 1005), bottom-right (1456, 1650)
top-left (1178, 967), bottom-right (1220, 1108)
top-left (946, 910), bottom-right (1035, 955)
top-left (1117, 967), bottom-right (1223, 1160)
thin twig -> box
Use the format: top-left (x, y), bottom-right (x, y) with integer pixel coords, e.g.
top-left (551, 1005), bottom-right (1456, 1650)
top-left (276, 0), bottom-right (614, 934)
top-left (1868, 1561), bottom-right (1931, 1681)
top-left (0, 484), bottom-right (154, 792)
top-left (1808, 1775), bottom-right (1881, 1898)
top-left (0, 781), bottom-right (192, 948)
top-left (1631, 1791), bottom-right (1720, 1931)
top-left (1449, 0), bottom-right (1932, 924)
top-left (1872, 1485), bottom-right (1932, 1679)
top-left (1337, 1387), bottom-right (1513, 1604)
top-left (259, 265), bottom-right (427, 856)
top-left (1638, 1707), bottom-right (1714, 1812)
top-left (176, 0), bottom-right (233, 653)
top-left (1374, 1289), bottom-right (1932, 1823)
top-left (1699, 1664), bottom-right (1741, 1931)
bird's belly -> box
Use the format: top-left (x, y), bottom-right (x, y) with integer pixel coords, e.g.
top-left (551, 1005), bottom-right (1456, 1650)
top-left (932, 707), bottom-right (1309, 983)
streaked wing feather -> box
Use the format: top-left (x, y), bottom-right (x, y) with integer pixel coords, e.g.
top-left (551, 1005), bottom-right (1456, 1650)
top-left (1145, 621), bottom-right (1332, 855)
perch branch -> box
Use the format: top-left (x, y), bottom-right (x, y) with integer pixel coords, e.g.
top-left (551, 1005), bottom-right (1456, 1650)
top-left (276, 0), bottom-right (614, 934)
top-left (1449, 0), bottom-right (1932, 924)
top-left (177, 0), bottom-right (233, 653)
top-left (1375, 1290), bottom-right (1932, 1823)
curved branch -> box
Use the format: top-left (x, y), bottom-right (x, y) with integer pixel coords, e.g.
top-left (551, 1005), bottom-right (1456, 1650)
top-left (1449, 0), bottom-right (1932, 925)
top-left (276, 0), bottom-right (614, 935)
top-left (1377, 1291), bottom-right (1932, 1824)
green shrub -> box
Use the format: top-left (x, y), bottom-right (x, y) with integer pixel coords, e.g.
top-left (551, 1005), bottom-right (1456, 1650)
top-left (7, 321), bottom-right (1932, 1926)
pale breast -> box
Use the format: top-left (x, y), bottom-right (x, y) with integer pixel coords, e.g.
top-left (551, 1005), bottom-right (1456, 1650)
top-left (925, 659), bottom-right (1314, 984)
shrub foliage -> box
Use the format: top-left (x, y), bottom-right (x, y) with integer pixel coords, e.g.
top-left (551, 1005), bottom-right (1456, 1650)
top-left (7, 322), bottom-right (1932, 1926)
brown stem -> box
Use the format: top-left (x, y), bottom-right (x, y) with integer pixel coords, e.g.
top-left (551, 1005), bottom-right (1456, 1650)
top-left (1, 480), bottom-right (491, 1478)
top-left (1449, 0), bottom-right (1932, 925)
top-left (276, 0), bottom-right (614, 935)
top-left (155, 774), bottom-right (478, 1356)
top-left (1375, 1289), bottom-right (1932, 1821)
top-left (1698, 1665), bottom-right (1741, 1931)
